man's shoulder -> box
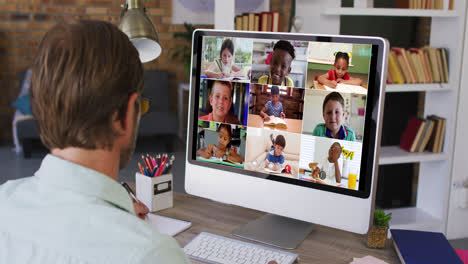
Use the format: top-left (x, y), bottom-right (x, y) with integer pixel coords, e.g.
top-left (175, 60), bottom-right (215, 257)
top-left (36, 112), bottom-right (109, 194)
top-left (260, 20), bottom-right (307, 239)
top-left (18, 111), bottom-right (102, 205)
top-left (0, 176), bottom-right (36, 200)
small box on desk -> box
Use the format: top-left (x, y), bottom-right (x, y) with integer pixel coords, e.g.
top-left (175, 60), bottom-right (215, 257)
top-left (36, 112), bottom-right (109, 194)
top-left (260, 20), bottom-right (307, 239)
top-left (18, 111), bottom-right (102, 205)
top-left (135, 172), bottom-right (173, 212)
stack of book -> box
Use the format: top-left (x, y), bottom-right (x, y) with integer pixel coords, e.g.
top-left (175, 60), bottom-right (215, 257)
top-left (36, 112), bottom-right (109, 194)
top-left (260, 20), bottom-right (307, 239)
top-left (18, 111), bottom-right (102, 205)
top-left (387, 46), bottom-right (449, 84)
top-left (397, 0), bottom-right (454, 9)
top-left (234, 12), bottom-right (280, 32)
top-left (400, 115), bottom-right (446, 153)
top-left (390, 229), bottom-right (464, 264)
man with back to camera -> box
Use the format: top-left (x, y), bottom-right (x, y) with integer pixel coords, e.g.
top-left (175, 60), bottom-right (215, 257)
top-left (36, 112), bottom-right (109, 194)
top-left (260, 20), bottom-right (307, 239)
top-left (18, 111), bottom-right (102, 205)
top-left (0, 19), bottom-right (190, 263)
top-left (0, 19), bottom-right (280, 264)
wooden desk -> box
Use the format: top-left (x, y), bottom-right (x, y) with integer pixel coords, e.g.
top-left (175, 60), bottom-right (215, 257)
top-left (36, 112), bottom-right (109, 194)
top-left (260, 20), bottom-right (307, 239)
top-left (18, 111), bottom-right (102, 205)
top-left (156, 193), bottom-right (400, 264)
top-left (313, 80), bottom-right (368, 90)
top-left (248, 114), bottom-right (303, 134)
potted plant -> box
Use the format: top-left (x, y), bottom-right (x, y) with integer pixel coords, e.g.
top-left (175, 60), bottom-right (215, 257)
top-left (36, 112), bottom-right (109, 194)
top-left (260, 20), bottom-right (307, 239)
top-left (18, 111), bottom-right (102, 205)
top-left (172, 22), bottom-right (197, 80)
top-left (367, 209), bottom-right (392, 248)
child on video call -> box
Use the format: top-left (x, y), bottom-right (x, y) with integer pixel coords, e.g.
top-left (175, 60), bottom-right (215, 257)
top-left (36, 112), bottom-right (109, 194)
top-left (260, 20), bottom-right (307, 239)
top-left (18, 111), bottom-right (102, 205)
top-left (317, 52), bottom-right (363, 88)
top-left (258, 40), bottom-right (295, 87)
top-left (312, 142), bottom-right (343, 184)
top-left (312, 92), bottom-right (356, 141)
top-left (265, 134), bottom-right (286, 171)
top-left (260, 85), bottom-right (285, 121)
top-left (205, 39), bottom-right (245, 79)
top-left (199, 80), bottom-right (241, 125)
top-left (197, 124), bottom-right (244, 164)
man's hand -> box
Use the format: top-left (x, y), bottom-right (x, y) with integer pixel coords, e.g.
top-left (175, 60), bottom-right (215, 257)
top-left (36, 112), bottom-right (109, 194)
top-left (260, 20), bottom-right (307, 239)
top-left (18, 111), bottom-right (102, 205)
top-left (264, 115), bottom-right (271, 122)
top-left (280, 112), bottom-right (285, 119)
top-left (132, 198), bottom-right (149, 220)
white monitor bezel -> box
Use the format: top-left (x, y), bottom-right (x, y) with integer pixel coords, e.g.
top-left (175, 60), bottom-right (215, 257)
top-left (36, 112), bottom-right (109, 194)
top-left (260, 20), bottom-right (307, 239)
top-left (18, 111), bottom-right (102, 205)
top-left (185, 30), bottom-right (388, 234)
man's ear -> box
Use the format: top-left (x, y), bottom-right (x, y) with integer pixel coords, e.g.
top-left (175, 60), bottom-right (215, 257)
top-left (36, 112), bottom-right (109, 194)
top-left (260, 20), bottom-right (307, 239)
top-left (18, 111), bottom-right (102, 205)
top-left (288, 66), bottom-right (292, 74)
top-left (113, 93), bottom-right (138, 136)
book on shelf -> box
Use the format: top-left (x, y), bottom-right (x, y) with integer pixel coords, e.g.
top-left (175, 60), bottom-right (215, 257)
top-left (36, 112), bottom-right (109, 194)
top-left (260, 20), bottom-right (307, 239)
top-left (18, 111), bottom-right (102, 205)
top-left (387, 46), bottom-right (448, 85)
top-left (400, 115), bottom-right (446, 153)
top-left (390, 229), bottom-right (463, 264)
top-left (248, 13), bottom-right (255, 31)
top-left (235, 16), bottom-right (242, 31)
top-left (234, 11), bottom-right (280, 32)
top-left (271, 12), bottom-right (280, 32)
top-left (416, 118), bottom-right (434, 152)
top-left (400, 117), bottom-right (424, 152)
top-left (388, 51), bottom-right (405, 84)
top-left (260, 12), bottom-right (270, 31)
top-left (242, 13), bottom-right (249, 31)
top-left (404, 0), bottom-right (445, 9)
top-left (263, 116), bottom-right (287, 129)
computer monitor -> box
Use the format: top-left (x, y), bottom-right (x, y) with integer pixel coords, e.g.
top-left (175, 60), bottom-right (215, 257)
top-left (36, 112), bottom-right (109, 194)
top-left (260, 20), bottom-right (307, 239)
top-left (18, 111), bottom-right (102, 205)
top-left (185, 30), bottom-right (388, 249)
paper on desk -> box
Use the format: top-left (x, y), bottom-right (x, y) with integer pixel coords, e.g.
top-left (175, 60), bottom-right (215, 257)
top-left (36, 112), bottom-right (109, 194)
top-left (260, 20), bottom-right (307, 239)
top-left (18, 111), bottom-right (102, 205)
top-left (324, 83), bottom-right (368, 95)
top-left (350, 255), bottom-right (389, 264)
top-left (146, 213), bottom-right (191, 237)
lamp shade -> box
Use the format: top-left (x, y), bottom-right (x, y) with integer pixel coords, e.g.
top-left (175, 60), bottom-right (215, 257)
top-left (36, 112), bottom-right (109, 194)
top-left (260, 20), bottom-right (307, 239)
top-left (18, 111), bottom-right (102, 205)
top-left (119, 3), bottom-right (161, 63)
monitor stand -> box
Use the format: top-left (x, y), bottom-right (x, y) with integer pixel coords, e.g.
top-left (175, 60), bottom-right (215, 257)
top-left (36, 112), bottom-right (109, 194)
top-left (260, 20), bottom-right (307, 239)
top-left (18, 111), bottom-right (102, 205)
top-left (232, 214), bottom-right (314, 249)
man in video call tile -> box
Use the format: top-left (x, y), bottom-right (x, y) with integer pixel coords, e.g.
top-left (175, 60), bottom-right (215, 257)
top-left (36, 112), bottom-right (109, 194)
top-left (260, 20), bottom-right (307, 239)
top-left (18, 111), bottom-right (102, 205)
top-left (258, 40), bottom-right (295, 87)
top-left (199, 80), bottom-right (241, 125)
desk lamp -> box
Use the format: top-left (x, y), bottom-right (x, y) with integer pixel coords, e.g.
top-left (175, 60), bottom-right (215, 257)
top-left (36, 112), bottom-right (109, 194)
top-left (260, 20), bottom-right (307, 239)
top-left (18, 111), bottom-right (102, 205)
top-left (119, 0), bottom-right (161, 63)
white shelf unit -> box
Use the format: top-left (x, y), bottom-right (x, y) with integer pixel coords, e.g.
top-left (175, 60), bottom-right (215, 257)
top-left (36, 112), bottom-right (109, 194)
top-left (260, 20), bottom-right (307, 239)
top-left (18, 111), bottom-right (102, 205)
top-left (385, 83), bottom-right (450, 92)
top-left (322, 8), bottom-right (460, 17)
top-left (295, 0), bottom-right (466, 237)
top-left (379, 146), bottom-right (449, 165)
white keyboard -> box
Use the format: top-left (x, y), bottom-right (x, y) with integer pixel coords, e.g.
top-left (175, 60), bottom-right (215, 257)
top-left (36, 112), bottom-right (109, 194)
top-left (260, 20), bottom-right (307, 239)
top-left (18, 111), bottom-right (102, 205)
top-left (183, 232), bottom-right (298, 264)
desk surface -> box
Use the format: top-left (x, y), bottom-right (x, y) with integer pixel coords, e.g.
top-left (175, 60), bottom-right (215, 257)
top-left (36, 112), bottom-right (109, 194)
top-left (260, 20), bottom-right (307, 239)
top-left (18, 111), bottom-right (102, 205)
top-left (247, 114), bottom-right (303, 134)
top-left (157, 193), bottom-right (400, 264)
top-left (313, 80), bottom-right (368, 91)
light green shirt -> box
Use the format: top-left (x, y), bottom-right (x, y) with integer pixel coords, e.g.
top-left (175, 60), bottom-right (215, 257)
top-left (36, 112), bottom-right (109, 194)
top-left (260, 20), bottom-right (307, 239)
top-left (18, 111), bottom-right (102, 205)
top-left (0, 154), bottom-right (189, 264)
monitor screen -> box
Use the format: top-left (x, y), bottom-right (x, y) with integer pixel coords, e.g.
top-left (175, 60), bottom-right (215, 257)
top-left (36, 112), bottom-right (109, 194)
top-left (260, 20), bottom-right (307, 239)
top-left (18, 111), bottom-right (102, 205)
top-left (187, 30), bottom-right (386, 200)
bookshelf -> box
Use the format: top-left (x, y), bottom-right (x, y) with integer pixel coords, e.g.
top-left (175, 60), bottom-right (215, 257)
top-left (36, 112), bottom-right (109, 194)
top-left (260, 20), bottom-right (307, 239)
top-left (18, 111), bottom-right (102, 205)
top-left (295, 0), bottom-right (466, 238)
top-left (213, 0), bottom-right (466, 238)
top-left (379, 146), bottom-right (449, 165)
top-left (322, 7), bottom-right (460, 17)
top-left (386, 83), bottom-right (450, 92)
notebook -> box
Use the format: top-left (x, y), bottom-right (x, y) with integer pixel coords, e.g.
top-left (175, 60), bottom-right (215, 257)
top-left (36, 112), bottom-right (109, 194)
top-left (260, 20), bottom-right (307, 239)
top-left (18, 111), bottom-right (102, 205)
top-left (390, 229), bottom-right (463, 264)
top-left (146, 213), bottom-right (192, 237)
top-left (324, 83), bottom-right (368, 95)
top-left (263, 116), bottom-right (287, 129)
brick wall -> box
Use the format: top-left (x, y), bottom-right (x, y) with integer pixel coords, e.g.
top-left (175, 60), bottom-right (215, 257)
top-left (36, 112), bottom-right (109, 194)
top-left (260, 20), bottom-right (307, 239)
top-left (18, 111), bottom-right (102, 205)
top-left (0, 0), bottom-right (289, 143)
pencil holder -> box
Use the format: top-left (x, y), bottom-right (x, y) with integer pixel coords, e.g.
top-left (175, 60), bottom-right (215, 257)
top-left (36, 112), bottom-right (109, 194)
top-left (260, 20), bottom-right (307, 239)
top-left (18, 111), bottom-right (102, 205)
top-left (135, 172), bottom-right (173, 212)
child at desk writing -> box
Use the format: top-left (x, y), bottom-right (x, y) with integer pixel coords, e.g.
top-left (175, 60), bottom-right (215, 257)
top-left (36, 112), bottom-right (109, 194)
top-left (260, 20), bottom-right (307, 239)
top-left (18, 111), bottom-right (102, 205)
top-left (197, 124), bottom-right (244, 164)
top-left (260, 85), bottom-right (285, 121)
top-left (317, 52), bottom-right (363, 88)
top-left (312, 142), bottom-right (343, 184)
top-left (257, 40), bottom-right (295, 87)
top-left (312, 92), bottom-right (356, 141)
top-left (264, 134), bottom-right (286, 171)
top-left (204, 39), bottom-right (245, 79)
